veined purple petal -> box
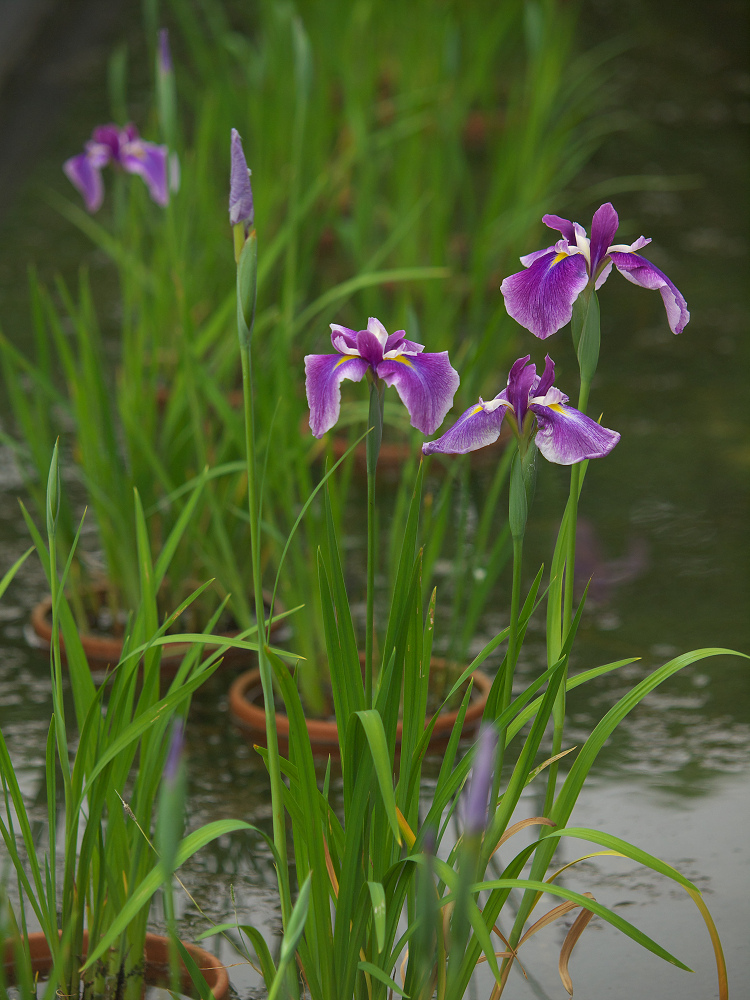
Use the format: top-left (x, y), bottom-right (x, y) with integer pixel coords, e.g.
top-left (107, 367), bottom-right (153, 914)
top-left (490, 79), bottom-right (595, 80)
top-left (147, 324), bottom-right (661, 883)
top-left (377, 351), bottom-right (459, 435)
top-left (305, 353), bottom-right (370, 437)
top-left (609, 252), bottom-right (689, 334)
top-left (120, 139), bottom-right (170, 206)
top-left (543, 213), bottom-right (576, 243)
top-left (422, 395), bottom-right (507, 455)
top-left (532, 402), bottom-right (620, 465)
top-left (589, 202), bottom-right (619, 275)
top-left (500, 251), bottom-right (589, 339)
top-left (63, 152), bottom-right (105, 212)
top-left (229, 128), bottom-right (254, 229)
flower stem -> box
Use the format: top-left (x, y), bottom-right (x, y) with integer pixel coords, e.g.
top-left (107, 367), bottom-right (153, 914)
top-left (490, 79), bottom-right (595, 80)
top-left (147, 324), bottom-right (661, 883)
top-left (365, 377), bottom-right (385, 707)
top-left (236, 231), bottom-right (291, 928)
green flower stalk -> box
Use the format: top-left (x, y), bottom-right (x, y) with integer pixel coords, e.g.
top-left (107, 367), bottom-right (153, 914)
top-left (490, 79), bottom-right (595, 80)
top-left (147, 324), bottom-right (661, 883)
top-left (230, 128), bottom-right (291, 930)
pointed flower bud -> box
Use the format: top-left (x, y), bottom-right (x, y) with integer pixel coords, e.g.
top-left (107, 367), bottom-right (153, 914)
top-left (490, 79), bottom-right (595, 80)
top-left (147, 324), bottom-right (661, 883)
top-left (229, 128), bottom-right (254, 236)
top-left (158, 28), bottom-right (173, 75)
top-left (463, 724), bottom-right (498, 836)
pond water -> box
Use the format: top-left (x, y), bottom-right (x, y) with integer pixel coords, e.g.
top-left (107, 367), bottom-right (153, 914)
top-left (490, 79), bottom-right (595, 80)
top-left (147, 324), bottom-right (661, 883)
top-left (0, 1), bottom-right (747, 998)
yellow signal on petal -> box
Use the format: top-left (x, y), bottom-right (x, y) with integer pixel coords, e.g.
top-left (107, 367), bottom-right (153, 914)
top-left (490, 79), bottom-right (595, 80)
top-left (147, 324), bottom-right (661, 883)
top-left (549, 403), bottom-right (566, 414)
top-left (552, 251), bottom-right (569, 266)
top-left (334, 355), bottom-right (353, 368)
top-left (393, 356), bottom-right (413, 366)
top-left (470, 405), bottom-right (484, 416)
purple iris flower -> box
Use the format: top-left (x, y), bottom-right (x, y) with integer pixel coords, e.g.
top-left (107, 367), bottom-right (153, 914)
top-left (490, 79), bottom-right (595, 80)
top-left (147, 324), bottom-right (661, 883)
top-left (305, 317), bottom-right (460, 438)
top-left (500, 202), bottom-right (689, 339)
top-left (423, 354), bottom-right (620, 465)
top-left (63, 123), bottom-right (170, 213)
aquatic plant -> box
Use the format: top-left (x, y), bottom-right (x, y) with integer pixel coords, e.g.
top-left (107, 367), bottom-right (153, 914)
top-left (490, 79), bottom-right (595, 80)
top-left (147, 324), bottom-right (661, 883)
top-left (200, 139), bottom-right (738, 999)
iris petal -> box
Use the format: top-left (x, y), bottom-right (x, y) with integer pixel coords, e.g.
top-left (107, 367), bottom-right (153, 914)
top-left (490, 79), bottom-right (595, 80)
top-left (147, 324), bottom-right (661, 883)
top-left (589, 202), bottom-right (619, 274)
top-left (120, 140), bottom-right (170, 206)
top-left (609, 252), bottom-right (690, 334)
top-left (500, 251), bottom-right (589, 340)
top-left (63, 153), bottom-right (105, 213)
top-left (376, 351), bottom-right (459, 435)
top-left (422, 397), bottom-right (507, 455)
top-left (304, 353), bottom-right (370, 438)
top-left (531, 402), bottom-right (620, 465)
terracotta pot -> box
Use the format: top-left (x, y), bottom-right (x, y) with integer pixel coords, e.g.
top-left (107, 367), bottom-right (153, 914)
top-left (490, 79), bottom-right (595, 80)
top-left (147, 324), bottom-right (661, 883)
top-left (1, 930), bottom-right (229, 999)
top-left (229, 659), bottom-right (493, 759)
top-left (30, 581), bottom-right (280, 674)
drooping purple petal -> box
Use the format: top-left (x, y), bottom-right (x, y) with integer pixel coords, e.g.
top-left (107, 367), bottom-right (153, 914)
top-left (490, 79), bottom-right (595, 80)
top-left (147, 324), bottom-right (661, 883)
top-left (532, 401), bottom-right (620, 465)
top-left (229, 128), bottom-right (254, 230)
top-left (543, 213), bottom-right (576, 243)
top-left (500, 250), bottom-right (589, 339)
top-left (608, 252), bottom-right (689, 334)
top-left (376, 351), bottom-right (459, 435)
top-left (305, 353), bottom-right (370, 437)
top-left (63, 152), bottom-right (105, 212)
top-left (120, 138), bottom-right (170, 206)
top-left (589, 202), bottom-right (619, 275)
top-left (422, 395), bottom-right (508, 455)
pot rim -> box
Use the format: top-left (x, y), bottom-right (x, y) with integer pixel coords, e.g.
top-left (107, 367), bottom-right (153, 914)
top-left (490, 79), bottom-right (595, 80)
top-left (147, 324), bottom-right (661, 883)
top-left (229, 659), bottom-right (493, 752)
top-left (1, 930), bottom-right (229, 999)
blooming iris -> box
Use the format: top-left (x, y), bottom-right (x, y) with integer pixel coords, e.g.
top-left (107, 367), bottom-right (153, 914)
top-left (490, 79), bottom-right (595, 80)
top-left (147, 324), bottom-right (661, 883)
top-left (305, 317), bottom-right (459, 438)
top-left (422, 354), bottom-right (620, 465)
top-left (500, 202), bottom-right (689, 339)
top-left (63, 123), bottom-right (170, 213)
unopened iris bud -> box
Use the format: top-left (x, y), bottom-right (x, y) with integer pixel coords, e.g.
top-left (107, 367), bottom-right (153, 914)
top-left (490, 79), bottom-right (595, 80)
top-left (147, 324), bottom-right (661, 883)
top-left (463, 724), bottom-right (498, 836)
top-left (158, 28), bottom-right (173, 75)
top-left (230, 128), bottom-right (255, 257)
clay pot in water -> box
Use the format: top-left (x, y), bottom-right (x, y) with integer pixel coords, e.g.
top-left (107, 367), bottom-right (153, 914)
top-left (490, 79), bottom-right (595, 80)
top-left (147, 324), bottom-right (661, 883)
top-left (229, 659), bottom-right (493, 760)
top-left (1, 930), bottom-right (229, 999)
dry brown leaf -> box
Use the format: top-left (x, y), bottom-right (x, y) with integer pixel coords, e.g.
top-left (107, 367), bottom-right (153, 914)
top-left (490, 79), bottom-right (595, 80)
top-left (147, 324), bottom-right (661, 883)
top-left (558, 896), bottom-right (596, 995)
top-left (518, 894), bottom-right (593, 948)
top-left (491, 816), bottom-right (557, 857)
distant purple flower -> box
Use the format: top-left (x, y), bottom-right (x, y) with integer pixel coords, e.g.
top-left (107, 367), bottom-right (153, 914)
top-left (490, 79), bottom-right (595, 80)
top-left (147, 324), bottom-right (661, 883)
top-left (500, 202), bottom-right (689, 339)
top-left (229, 128), bottom-right (254, 235)
top-left (163, 720), bottom-right (184, 786)
top-left (423, 354), bottom-right (620, 465)
top-left (158, 28), bottom-right (173, 74)
top-left (463, 725), bottom-right (498, 836)
top-left (305, 317), bottom-right (459, 438)
top-left (63, 123), bottom-right (170, 212)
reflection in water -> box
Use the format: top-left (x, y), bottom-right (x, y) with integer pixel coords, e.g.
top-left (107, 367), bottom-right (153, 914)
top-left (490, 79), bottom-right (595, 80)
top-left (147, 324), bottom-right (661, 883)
top-left (574, 517), bottom-right (649, 605)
